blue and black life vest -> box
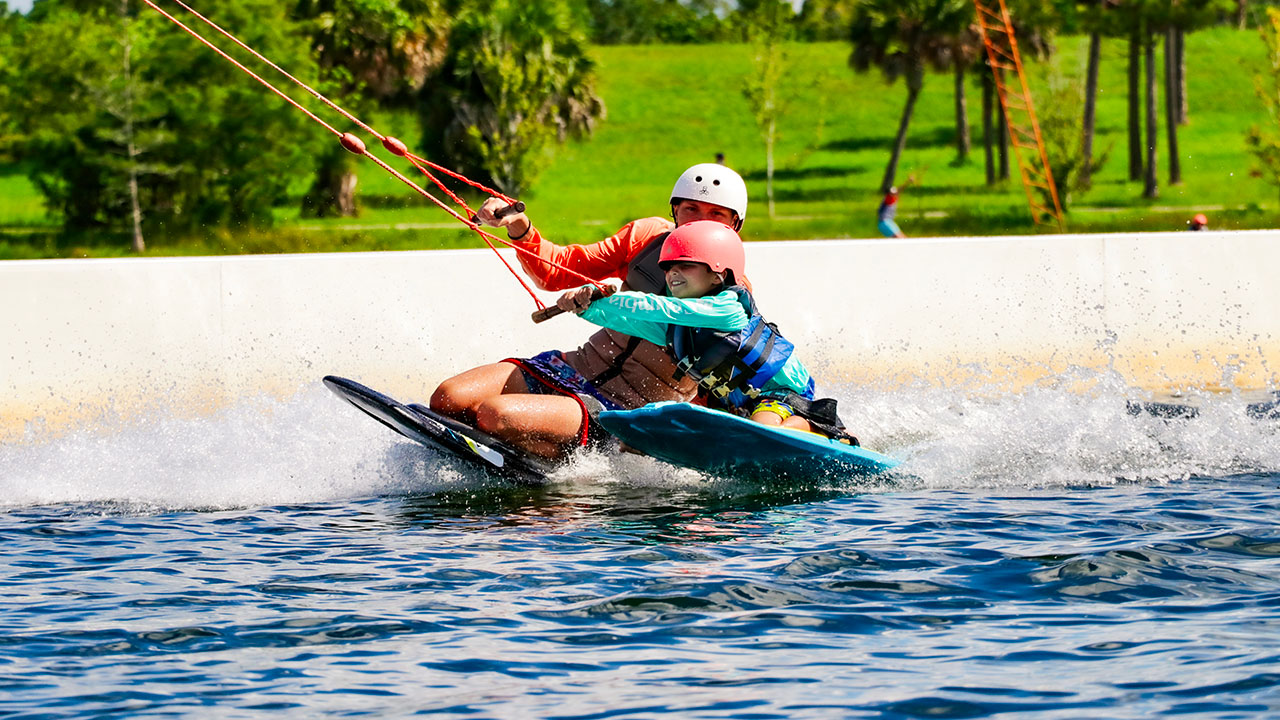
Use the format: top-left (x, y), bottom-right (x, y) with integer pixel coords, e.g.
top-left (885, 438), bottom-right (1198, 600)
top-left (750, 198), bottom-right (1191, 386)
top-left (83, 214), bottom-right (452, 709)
top-left (624, 231), bottom-right (670, 294)
top-left (665, 286), bottom-right (799, 410)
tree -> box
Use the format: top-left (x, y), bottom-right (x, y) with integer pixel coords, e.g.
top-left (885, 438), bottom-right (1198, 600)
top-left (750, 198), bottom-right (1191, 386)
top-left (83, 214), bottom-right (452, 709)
top-left (583, 0), bottom-right (731, 44)
top-left (972, 0), bottom-right (1055, 185)
top-left (294, 0), bottom-right (450, 218)
top-left (1163, 0), bottom-right (1236, 182)
top-left (1127, 22), bottom-right (1143, 181)
top-left (1116, 0), bottom-right (1231, 193)
top-left (950, 28), bottom-right (983, 164)
top-left (850, 0), bottom-right (973, 193)
top-left (1077, 0), bottom-right (1122, 189)
top-left (2, 0), bottom-right (326, 238)
top-left (742, 0), bottom-right (794, 219)
top-left (1247, 7), bottom-right (1280, 203)
top-left (796, 0), bottom-right (859, 41)
top-left (1040, 61), bottom-right (1110, 210)
top-left (427, 0), bottom-right (605, 196)
top-left (1143, 14), bottom-right (1158, 198)
top-left (115, 0), bottom-right (148, 252)
top-left (0, 4), bottom-right (17, 164)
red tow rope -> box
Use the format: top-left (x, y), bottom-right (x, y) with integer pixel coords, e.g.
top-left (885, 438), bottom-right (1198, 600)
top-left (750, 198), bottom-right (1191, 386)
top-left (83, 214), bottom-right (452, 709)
top-left (142, 0), bottom-right (610, 309)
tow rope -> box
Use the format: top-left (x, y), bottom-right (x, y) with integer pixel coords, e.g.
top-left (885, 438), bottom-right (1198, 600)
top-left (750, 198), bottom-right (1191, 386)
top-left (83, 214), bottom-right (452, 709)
top-left (142, 0), bottom-right (611, 309)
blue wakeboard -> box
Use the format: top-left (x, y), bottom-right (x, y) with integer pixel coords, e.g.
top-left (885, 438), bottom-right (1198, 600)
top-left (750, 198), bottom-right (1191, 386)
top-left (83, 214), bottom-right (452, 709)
top-left (598, 401), bottom-right (899, 481)
top-left (323, 375), bottom-right (556, 485)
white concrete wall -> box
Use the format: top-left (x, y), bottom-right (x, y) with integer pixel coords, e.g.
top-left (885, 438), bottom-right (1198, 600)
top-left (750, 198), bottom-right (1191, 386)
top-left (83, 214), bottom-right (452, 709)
top-left (3, 230), bottom-right (1277, 442)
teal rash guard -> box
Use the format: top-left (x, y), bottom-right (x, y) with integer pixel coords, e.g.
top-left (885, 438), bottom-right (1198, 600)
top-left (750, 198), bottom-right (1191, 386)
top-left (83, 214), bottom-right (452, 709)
top-left (578, 288), bottom-right (814, 398)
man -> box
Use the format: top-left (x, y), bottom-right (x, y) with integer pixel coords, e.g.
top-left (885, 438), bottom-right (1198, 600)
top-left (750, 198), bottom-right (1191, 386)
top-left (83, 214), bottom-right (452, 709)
top-left (430, 164), bottom-right (750, 459)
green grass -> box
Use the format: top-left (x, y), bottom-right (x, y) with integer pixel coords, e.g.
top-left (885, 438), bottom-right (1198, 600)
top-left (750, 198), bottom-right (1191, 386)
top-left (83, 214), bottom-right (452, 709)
top-left (2, 28), bottom-right (1275, 258)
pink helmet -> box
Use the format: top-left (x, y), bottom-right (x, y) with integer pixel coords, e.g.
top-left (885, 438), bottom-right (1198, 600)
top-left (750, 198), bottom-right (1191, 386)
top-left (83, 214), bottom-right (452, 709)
top-left (659, 220), bottom-right (746, 282)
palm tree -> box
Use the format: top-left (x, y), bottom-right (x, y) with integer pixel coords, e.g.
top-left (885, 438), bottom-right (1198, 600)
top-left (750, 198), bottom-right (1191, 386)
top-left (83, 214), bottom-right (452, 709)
top-left (951, 28), bottom-right (983, 164)
top-left (1163, 0), bottom-right (1236, 185)
top-left (433, 0), bottom-right (605, 196)
top-left (1143, 15), bottom-right (1158, 198)
top-left (850, 0), bottom-right (972, 193)
top-left (1115, 0), bottom-right (1229, 193)
top-left (295, 0), bottom-right (450, 217)
top-left (1077, 0), bottom-right (1121, 189)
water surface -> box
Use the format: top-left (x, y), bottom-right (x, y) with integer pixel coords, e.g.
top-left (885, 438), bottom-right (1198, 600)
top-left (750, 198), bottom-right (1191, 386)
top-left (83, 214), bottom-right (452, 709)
top-left (3, 379), bottom-right (1279, 718)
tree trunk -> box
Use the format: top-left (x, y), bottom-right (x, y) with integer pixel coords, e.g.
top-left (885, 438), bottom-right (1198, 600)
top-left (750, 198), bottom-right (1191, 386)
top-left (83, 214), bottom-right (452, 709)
top-left (1081, 31), bottom-right (1102, 190)
top-left (122, 0), bottom-right (144, 253)
top-left (1144, 29), bottom-right (1158, 199)
top-left (302, 147), bottom-right (359, 218)
top-left (1128, 30), bottom-right (1143, 182)
top-left (954, 64), bottom-right (970, 162)
top-left (1165, 28), bottom-right (1182, 185)
top-left (1238, 0), bottom-right (1248, 29)
top-left (881, 65), bottom-right (923, 193)
top-left (1176, 27), bottom-right (1188, 125)
top-left (982, 70), bottom-right (995, 185)
top-left (997, 100), bottom-right (1010, 181)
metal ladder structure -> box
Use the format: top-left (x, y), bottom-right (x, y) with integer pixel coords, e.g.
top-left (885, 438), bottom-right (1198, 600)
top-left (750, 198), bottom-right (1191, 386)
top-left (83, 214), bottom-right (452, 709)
top-left (972, 0), bottom-right (1065, 232)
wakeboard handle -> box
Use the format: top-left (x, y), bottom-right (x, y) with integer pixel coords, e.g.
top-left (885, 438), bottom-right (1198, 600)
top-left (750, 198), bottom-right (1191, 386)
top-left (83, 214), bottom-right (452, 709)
top-left (470, 201), bottom-right (525, 224)
top-left (531, 286), bottom-right (606, 323)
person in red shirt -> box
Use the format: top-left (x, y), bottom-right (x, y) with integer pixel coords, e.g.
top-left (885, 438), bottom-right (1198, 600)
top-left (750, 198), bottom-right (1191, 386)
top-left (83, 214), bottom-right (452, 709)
top-left (430, 164), bottom-right (749, 460)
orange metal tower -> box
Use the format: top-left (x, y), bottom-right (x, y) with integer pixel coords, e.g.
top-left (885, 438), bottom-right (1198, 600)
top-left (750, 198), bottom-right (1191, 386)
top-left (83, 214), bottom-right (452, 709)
top-left (972, 0), bottom-right (1065, 231)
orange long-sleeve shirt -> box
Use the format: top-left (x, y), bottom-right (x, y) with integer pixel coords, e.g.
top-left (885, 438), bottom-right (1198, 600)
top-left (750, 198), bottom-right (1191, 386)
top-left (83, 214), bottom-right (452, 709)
top-left (509, 217), bottom-right (675, 291)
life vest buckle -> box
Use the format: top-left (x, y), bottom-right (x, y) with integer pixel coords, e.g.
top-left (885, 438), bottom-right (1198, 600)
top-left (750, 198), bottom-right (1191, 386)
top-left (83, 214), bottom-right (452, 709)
top-left (673, 357), bottom-right (693, 382)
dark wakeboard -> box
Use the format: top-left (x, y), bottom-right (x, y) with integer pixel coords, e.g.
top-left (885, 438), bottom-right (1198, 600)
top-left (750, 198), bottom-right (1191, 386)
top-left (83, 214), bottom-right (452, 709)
top-left (323, 375), bottom-right (556, 485)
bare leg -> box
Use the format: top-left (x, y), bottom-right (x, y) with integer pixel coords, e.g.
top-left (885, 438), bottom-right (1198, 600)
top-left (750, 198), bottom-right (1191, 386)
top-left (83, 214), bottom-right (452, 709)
top-left (782, 415), bottom-right (813, 432)
top-left (431, 362), bottom-right (586, 460)
top-left (475, 393), bottom-right (585, 460)
top-left (430, 362), bottom-right (529, 423)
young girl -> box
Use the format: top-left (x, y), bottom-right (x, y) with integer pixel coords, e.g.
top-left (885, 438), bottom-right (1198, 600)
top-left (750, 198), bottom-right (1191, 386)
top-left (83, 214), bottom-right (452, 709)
top-left (558, 221), bottom-right (852, 439)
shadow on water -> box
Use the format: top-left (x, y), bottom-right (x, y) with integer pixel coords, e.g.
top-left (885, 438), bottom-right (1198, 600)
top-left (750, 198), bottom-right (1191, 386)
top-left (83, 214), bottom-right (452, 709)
top-left (389, 472), bottom-right (877, 544)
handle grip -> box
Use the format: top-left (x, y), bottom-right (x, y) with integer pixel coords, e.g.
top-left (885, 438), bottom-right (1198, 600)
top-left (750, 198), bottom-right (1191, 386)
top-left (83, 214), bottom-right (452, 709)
top-left (471, 200), bottom-right (526, 224)
top-left (495, 201), bottom-right (526, 219)
top-left (531, 305), bottom-right (566, 324)
top-left (531, 287), bottom-right (606, 324)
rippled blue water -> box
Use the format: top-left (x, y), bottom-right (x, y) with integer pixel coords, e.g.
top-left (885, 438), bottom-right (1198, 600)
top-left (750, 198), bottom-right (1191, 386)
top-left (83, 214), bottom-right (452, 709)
top-left (4, 380), bottom-right (1280, 718)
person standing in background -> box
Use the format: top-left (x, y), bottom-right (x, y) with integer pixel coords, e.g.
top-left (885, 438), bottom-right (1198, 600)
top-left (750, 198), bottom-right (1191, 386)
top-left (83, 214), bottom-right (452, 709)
top-left (877, 187), bottom-right (906, 238)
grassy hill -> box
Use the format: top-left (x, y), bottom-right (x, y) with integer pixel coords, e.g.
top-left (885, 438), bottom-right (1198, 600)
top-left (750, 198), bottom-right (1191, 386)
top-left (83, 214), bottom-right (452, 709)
top-left (1, 28), bottom-right (1273, 257)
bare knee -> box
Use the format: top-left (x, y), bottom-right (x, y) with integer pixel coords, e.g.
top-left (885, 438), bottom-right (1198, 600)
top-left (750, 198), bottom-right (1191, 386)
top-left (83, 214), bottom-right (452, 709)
top-left (750, 410), bottom-right (784, 426)
top-left (430, 363), bottom-right (524, 420)
top-left (782, 415), bottom-right (812, 432)
top-left (473, 400), bottom-right (511, 437)
top-left (430, 379), bottom-right (470, 419)
top-left (750, 410), bottom-right (811, 433)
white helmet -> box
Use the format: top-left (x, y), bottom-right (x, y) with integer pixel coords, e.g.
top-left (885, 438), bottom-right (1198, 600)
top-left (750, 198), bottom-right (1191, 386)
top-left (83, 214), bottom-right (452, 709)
top-left (669, 163), bottom-right (748, 225)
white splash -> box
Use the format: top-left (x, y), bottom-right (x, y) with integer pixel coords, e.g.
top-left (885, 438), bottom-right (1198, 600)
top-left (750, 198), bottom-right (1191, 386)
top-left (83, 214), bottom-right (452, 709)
top-left (2, 369), bottom-right (1278, 512)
